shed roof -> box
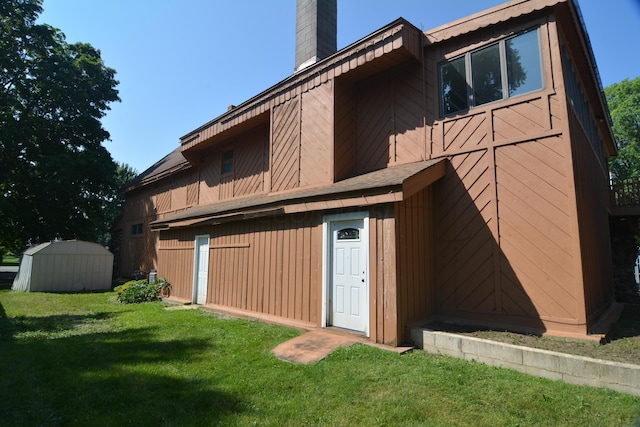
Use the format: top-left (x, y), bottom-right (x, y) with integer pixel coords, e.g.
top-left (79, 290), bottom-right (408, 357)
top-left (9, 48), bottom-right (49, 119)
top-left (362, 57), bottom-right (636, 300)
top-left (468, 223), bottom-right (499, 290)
top-left (24, 240), bottom-right (112, 256)
top-left (151, 158), bottom-right (447, 230)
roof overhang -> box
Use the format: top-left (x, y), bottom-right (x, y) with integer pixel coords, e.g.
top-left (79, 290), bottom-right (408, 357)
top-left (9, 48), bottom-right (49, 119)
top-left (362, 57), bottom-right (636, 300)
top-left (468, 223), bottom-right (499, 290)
top-left (179, 18), bottom-right (425, 159)
top-left (151, 158), bottom-right (447, 230)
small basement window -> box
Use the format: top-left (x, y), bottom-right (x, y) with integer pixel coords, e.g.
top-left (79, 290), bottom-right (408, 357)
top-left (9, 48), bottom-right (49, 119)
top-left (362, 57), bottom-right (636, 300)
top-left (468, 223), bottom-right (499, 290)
top-left (131, 223), bottom-right (143, 236)
top-left (439, 28), bottom-right (543, 116)
top-left (222, 150), bottom-right (234, 175)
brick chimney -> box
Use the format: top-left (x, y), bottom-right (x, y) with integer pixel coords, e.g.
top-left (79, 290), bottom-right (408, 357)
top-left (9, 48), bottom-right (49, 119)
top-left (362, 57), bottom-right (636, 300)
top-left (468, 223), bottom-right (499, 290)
top-left (295, 0), bottom-right (337, 72)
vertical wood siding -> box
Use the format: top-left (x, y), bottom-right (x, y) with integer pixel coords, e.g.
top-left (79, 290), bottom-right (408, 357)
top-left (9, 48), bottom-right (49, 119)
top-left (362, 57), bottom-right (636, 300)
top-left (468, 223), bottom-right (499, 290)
top-left (567, 107), bottom-right (614, 323)
top-left (368, 205), bottom-right (398, 345)
top-left (394, 188), bottom-right (433, 343)
top-left (159, 214), bottom-right (323, 326)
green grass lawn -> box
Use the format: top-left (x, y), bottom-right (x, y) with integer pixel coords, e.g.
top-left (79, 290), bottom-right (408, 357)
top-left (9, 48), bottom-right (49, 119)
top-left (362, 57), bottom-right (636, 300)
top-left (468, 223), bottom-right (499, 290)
top-left (0, 291), bottom-right (639, 426)
top-left (1, 254), bottom-right (19, 266)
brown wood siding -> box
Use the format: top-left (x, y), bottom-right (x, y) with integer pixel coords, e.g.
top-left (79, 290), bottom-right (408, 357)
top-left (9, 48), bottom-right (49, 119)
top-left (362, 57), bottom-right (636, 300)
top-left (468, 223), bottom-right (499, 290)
top-left (271, 98), bottom-right (301, 192)
top-left (568, 107), bottom-right (614, 324)
top-left (199, 151), bottom-right (221, 205)
top-left (356, 73), bottom-right (393, 174)
top-left (234, 126), bottom-right (267, 197)
top-left (369, 205), bottom-right (398, 345)
top-left (495, 137), bottom-right (580, 324)
top-left (300, 83), bottom-right (333, 186)
top-left (393, 61), bottom-right (426, 165)
top-left (159, 214), bottom-right (323, 325)
top-left (395, 187), bottom-right (433, 343)
top-left (334, 80), bottom-right (357, 181)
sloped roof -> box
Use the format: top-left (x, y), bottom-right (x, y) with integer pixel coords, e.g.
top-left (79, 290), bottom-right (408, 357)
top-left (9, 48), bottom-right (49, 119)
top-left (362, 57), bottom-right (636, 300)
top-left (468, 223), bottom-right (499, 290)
top-left (121, 147), bottom-right (190, 193)
top-left (151, 158), bottom-right (447, 229)
top-left (24, 240), bottom-right (112, 256)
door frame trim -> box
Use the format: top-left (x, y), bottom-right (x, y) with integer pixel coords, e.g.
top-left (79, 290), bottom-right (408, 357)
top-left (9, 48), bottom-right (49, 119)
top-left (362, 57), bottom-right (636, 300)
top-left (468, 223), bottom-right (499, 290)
top-left (321, 211), bottom-right (370, 336)
top-left (192, 234), bottom-right (210, 304)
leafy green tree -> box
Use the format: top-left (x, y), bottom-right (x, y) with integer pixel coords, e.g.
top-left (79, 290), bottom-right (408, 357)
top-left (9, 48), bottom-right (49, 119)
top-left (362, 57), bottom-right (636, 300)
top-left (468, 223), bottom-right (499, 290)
top-left (605, 77), bottom-right (640, 180)
top-left (98, 162), bottom-right (138, 246)
top-left (0, 0), bottom-right (120, 252)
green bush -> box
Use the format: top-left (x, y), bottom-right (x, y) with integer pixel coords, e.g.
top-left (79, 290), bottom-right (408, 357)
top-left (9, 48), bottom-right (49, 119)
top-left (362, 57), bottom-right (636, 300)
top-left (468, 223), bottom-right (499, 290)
top-left (117, 279), bottom-right (171, 304)
top-left (114, 280), bottom-right (143, 296)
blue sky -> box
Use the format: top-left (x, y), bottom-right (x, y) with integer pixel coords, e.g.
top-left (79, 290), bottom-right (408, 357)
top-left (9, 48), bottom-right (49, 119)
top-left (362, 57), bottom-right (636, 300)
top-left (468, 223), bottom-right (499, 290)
top-left (38, 0), bottom-right (640, 174)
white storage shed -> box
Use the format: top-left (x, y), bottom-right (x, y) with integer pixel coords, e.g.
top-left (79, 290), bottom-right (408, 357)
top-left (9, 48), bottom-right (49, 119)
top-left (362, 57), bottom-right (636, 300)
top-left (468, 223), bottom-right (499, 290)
top-left (12, 240), bottom-right (113, 292)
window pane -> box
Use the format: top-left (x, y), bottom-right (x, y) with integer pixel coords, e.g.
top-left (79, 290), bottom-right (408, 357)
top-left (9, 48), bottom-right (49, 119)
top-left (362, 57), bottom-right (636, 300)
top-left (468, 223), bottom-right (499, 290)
top-left (337, 228), bottom-right (359, 240)
top-left (440, 57), bottom-right (467, 115)
top-left (471, 43), bottom-right (502, 106)
top-left (507, 29), bottom-right (542, 97)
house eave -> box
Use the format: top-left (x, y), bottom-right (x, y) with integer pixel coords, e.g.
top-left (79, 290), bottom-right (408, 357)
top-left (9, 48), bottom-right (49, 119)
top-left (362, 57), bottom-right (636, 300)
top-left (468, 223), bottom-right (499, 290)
top-left (151, 159), bottom-right (447, 230)
top-left (179, 18), bottom-right (425, 158)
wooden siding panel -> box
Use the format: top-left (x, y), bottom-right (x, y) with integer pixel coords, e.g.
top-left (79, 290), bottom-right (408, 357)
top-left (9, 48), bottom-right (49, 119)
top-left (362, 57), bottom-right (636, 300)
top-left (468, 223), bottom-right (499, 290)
top-left (199, 151), bottom-right (220, 205)
top-left (492, 97), bottom-right (546, 141)
top-left (272, 98), bottom-right (300, 192)
top-left (496, 139), bottom-right (580, 322)
top-left (568, 107), bottom-right (613, 321)
top-left (395, 187), bottom-right (433, 342)
top-left (334, 82), bottom-right (357, 181)
top-left (356, 75), bottom-right (393, 174)
top-left (234, 128), bottom-right (266, 197)
top-left (393, 62), bottom-right (425, 165)
top-left (435, 150), bottom-right (496, 316)
top-left (442, 113), bottom-right (489, 153)
top-left (300, 84), bottom-right (333, 186)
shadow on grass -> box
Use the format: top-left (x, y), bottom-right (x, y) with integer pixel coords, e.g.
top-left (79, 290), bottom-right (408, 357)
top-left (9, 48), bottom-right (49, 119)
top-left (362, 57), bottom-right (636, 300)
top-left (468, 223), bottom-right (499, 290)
top-left (0, 313), bottom-right (244, 426)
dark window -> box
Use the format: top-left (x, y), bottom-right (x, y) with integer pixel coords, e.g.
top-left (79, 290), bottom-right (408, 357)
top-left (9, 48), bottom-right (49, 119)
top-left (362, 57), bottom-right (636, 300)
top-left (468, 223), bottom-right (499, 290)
top-left (131, 223), bottom-right (143, 236)
top-left (337, 228), bottom-right (359, 240)
top-left (439, 28), bottom-right (542, 116)
top-left (222, 150), bottom-right (233, 175)
top-left (471, 43), bottom-right (503, 106)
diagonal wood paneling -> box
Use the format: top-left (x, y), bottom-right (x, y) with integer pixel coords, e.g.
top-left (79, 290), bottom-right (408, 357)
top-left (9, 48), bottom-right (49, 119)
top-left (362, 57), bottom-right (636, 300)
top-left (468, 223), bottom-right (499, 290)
top-left (434, 149), bottom-right (497, 314)
top-left (443, 113), bottom-right (488, 153)
top-left (492, 97), bottom-right (545, 141)
top-left (300, 84), bottom-right (332, 186)
top-left (235, 127), bottom-right (266, 197)
top-left (496, 138), bottom-right (579, 321)
top-left (199, 151), bottom-right (220, 205)
top-left (356, 74), bottom-right (392, 174)
top-left (272, 98), bottom-right (300, 192)
top-left (334, 81), bottom-right (357, 181)
top-left (393, 61), bottom-right (425, 165)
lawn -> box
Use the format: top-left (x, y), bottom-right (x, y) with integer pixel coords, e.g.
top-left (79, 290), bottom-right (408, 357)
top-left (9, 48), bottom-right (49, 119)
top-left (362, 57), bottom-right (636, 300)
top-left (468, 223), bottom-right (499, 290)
top-left (1, 254), bottom-right (19, 266)
top-left (1, 291), bottom-right (639, 426)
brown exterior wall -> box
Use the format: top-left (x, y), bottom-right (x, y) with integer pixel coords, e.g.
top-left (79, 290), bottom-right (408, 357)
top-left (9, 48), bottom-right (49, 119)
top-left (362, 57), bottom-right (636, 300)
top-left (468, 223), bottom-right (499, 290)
top-left (116, 4), bottom-right (615, 343)
top-left (159, 213), bottom-right (323, 327)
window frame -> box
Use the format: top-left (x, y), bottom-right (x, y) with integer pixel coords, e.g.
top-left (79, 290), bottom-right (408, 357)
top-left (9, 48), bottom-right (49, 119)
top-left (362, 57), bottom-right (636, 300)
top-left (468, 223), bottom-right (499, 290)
top-left (221, 149), bottom-right (234, 176)
top-left (131, 223), bottom-right (143, 237)
top-left (439, 27), bottom-right (543, 117)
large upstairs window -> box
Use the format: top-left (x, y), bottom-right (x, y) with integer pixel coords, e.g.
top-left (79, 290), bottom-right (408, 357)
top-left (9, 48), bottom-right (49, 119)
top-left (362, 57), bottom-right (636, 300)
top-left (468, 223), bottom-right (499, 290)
top-left (440, 28), bottom-right (543, 116)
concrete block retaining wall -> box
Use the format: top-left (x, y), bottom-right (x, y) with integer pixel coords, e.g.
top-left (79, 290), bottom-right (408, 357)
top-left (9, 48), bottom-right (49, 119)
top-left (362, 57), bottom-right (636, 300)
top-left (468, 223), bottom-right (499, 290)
top-left (410, 328), bottom-right (640, 396)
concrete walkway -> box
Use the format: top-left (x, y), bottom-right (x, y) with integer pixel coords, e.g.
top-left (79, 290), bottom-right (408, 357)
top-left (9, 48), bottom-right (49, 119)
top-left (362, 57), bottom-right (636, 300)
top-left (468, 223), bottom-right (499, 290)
top-left (411, 327), bottom-right (640, 396)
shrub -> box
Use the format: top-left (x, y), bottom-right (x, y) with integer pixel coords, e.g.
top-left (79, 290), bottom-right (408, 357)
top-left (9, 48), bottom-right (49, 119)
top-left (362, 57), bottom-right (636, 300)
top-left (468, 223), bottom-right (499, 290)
top-left (114, 280), bottom-right (143, 296)
top-left (117, 279), bottom-right (171, 304)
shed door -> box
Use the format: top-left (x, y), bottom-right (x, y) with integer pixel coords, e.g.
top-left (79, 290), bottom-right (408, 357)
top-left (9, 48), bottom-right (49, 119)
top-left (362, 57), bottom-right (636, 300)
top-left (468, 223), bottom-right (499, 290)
top-left (193, 235), bottom-right (209, 304)
top-left (330, 218), bottom-right (368, 333)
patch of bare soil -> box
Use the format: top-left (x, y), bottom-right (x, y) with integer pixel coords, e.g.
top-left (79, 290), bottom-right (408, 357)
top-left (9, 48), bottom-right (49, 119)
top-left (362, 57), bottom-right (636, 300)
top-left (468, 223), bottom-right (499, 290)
top-left (426, 304), bottom-right (640, 365)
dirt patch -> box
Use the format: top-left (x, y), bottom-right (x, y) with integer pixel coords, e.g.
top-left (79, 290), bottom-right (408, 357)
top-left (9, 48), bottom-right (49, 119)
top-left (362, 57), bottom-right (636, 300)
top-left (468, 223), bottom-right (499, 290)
top-left (426, 304), bottom-right (640, 365)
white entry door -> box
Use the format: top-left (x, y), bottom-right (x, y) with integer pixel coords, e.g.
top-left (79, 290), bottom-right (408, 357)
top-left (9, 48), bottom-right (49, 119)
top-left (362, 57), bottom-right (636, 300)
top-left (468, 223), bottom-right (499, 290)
top-left (193, 235), bottom-right (209, 304)
top-left (329, 217), bottom-right (368, 333)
